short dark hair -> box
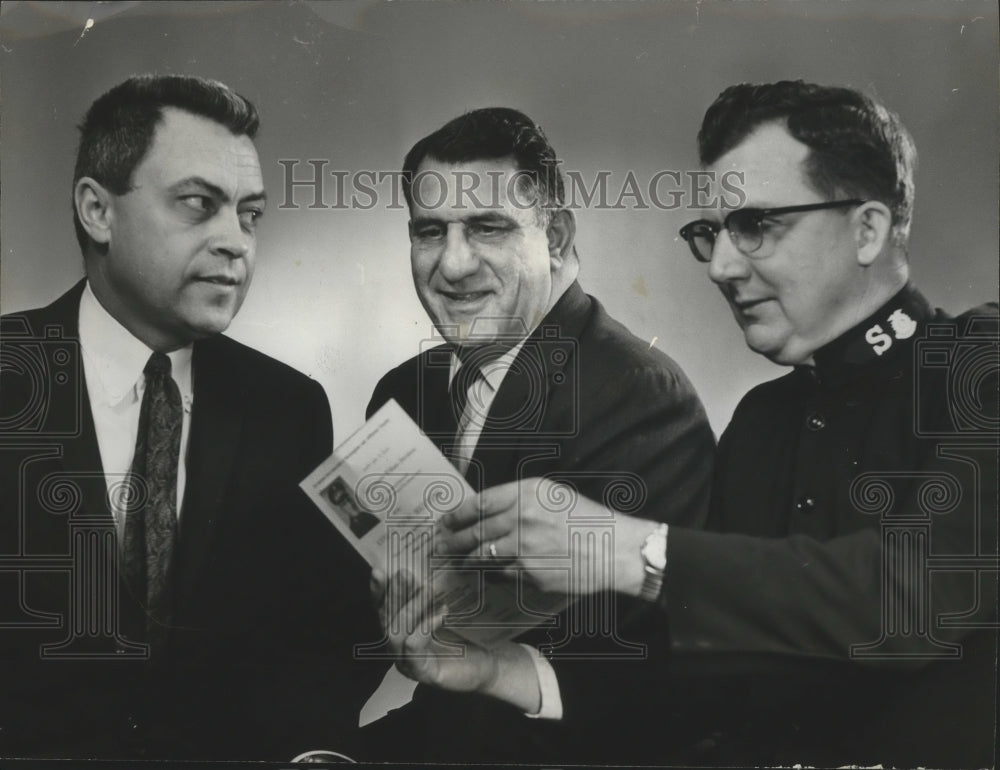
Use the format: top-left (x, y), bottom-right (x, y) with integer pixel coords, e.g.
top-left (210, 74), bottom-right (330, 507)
top-left (401, 107), bottom-right (565, 224)
top-left (698, 80), bottom-right (917, 248)
top-left (73, 74), bottom-right (259, 253)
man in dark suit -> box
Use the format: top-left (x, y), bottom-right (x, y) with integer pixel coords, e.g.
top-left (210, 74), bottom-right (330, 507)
top-left (361, 108), bottom-right (715, 762)
top-left (0, 75), bottom-right (380, 760)
top-left (433, 82), bottom-right (998, 766)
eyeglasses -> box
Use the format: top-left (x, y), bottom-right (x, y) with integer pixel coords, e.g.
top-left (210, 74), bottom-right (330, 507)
top-left (679, 199), bottom-right (866, 263)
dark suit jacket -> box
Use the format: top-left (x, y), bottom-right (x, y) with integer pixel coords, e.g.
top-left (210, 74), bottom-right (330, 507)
top-left (660, 288), bottom-right (998, 766)
top-left (362, 281), bottom-right (716, 763)
top-left (0, 281), bottom-right (383, 760)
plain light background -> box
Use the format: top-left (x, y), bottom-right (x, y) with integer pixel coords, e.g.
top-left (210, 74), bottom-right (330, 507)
top-left (2, 0), bottom-right (997, 440)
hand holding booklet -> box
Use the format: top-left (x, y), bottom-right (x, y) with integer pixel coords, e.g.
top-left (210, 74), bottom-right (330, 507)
top-left (300, 399), bottom-right (568, 648)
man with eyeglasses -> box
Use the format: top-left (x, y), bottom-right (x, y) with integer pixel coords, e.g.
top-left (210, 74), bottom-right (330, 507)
top-left (418, 81), bottom-right (997, 765)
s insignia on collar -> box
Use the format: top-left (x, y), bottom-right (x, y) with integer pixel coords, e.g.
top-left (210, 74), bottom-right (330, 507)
top-left (887, 309), bottom-right (917, 340)
top-left (865, 324), bottom-right (893, 356)
top-left (865, 308), bottom-right (918, 357)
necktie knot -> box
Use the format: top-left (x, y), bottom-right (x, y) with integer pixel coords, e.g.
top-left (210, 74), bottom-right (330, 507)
top-left (449, 342), bottom-right (507, 428)
top-left (144, 351), bottom-right (172, 378)
top-left (452, 359), bottom-right (484, 395)
top-left (450, 361), bottom-right (485, 425)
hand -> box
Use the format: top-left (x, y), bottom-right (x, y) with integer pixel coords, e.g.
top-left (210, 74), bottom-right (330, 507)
top-left (436, 477), bottom-right (656, 598)
top-left (371, 568), bottom-right (497, 693)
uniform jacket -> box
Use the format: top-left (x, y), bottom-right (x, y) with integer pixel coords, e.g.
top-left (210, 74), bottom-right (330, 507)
top-left (663, 285), bottom-right (998, 766)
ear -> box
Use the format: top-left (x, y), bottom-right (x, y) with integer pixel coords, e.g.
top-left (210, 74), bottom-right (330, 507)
top-left (74, 177), bottom-right (115, 247)
top-left (854, 201), bottom-right (893, 267)
top-left (546, 208), bottom-right (576, 269)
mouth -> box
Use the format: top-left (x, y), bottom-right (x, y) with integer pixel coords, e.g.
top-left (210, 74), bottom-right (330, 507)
top-left (438, 289), bottom-right (492, 305)
top-left (732, 296), bottom-right (771, 312)
top-left (196, 275), bottom-right (242, 287)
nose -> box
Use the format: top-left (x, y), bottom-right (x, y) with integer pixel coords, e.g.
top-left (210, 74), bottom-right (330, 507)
top-left (210, 209), bottom-right (252, 260)
top-left (707, 230), bottom-right (751, 285)
top-left (437, 224), bottom-right (479, 282)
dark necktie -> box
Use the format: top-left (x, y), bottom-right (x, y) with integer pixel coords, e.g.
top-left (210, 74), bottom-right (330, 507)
top-left (449, 359), bottom-right (486, 434)
top-left (123, 351), bottom-right (182, 651)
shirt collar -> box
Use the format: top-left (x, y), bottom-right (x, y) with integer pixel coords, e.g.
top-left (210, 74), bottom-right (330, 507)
top-left (808, 282), bottom-right (935, 384)
top-left (443, 280), bottom-right (590, 391)
top-left (449, 338), bottom-right (527, 394)
top-left (78, 281), bottom-right (193, 407)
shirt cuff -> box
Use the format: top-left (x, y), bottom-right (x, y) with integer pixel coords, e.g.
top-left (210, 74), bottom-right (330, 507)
top-left (519, 644), bottom-right (563, 720)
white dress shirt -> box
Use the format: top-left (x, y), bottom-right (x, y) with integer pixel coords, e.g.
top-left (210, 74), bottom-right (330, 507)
top-left (78, 282), bottom-right (194, 537)
top-left (448, 341), bottom-right (524, 475)
top-left (361, 339), bottom-right (563, 726)
top-left (447, 346), bottom-right (563, 720)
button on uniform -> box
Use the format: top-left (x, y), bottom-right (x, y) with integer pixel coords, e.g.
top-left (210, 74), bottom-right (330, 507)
top-left (806, 412), bottom-right (826, 430)
top-left (796, 497), bottom-right (817, 512)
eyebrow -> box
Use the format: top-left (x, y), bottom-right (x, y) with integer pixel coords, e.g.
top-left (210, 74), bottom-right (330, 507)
top-left (409, 212), bottom-right (516, 228)
top-left (169, 176), bottom-right (267, 206)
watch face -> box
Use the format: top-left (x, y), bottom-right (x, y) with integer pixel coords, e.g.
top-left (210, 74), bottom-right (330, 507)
top-left (642, 532), bottom-right (667, 571)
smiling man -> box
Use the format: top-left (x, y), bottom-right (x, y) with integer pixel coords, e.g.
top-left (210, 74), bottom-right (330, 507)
top-left (0, 75), bottom-right (380, 759)
top-left (361, 108), bottom-right (715, 762)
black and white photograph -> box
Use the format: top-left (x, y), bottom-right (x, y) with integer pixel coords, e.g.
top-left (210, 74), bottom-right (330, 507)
top-left (1, 1), bottom-right (997, 767)
top-left (324, 476), bottom-right (380, 540)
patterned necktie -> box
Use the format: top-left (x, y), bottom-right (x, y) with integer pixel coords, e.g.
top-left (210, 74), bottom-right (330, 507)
top-left (123, 351), bottom-right (181, 651)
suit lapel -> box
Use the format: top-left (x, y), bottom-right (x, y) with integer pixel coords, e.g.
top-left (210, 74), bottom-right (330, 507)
top-left (38, 282), bottom-right (113, 525)
top-left (173, 338), bottom-right (244, 602)
top-left (468, 282), bottom-right (592, 487)
top-left (418, 346), bottom-right (459, 453)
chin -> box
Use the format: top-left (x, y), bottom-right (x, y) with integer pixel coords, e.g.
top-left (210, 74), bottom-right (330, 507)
top-left (744, 330), bottom-right (789, 364)
top-left (430, 319), bottom-right (471, 346)
top-left (187, 312), bottom-right (237, 339)
top-left (756, 343), bottom-right (812, 367)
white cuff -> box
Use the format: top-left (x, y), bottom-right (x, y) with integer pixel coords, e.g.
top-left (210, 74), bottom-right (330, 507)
top-left (519, 644), bottom-right (563, 720)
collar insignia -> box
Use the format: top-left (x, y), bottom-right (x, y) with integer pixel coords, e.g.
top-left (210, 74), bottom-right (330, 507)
top-left (864, 307), bottom-right (917, 356)
top-left (887, 309), bottom-right (917, 340)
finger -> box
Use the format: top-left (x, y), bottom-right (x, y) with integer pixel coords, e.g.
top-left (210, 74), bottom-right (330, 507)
top-left (478, 479), bottom-right (525, 517)
top-left (386, 575), bottom-right (435, 639)
top-left (370, 568), bottom-right (386, 606)
top-left (436, 512), bottom-right (516, 557)
top-left (501, 552), bottom-right (571, 596)
top-left (441, 479), bottom-right (520, 531)
top-left (482, 532), bottom-right (520, 566)
top-left (400, 603), bottom-right (449, 662)
top-left (439, 490), bottom-right (482, 530)
top-left (383, 569), bottom-right (417, 631)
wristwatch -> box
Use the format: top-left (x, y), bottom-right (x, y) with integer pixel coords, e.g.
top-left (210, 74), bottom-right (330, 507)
top-left (638, 523), bottom-right (669, 602)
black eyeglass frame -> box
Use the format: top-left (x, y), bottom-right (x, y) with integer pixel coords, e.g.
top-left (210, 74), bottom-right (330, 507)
top-left (679, 199), bottom-right (867, 263)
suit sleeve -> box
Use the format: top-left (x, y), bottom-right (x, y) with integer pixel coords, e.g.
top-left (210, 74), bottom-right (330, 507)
top-left (564, 363), bottom-right (715, 527)
top-left (547, 363), bottom-right (716, 733)
top-left (249, 377), bottom-right (388, 754)
top-left (305, 377), bottom-right (334, 461)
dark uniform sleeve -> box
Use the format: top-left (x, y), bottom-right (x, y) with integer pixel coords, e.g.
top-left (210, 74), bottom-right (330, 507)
top-left (541, 362), bottom-right (716, 761)
top-left (667, 367), bottom-right (997, 664)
